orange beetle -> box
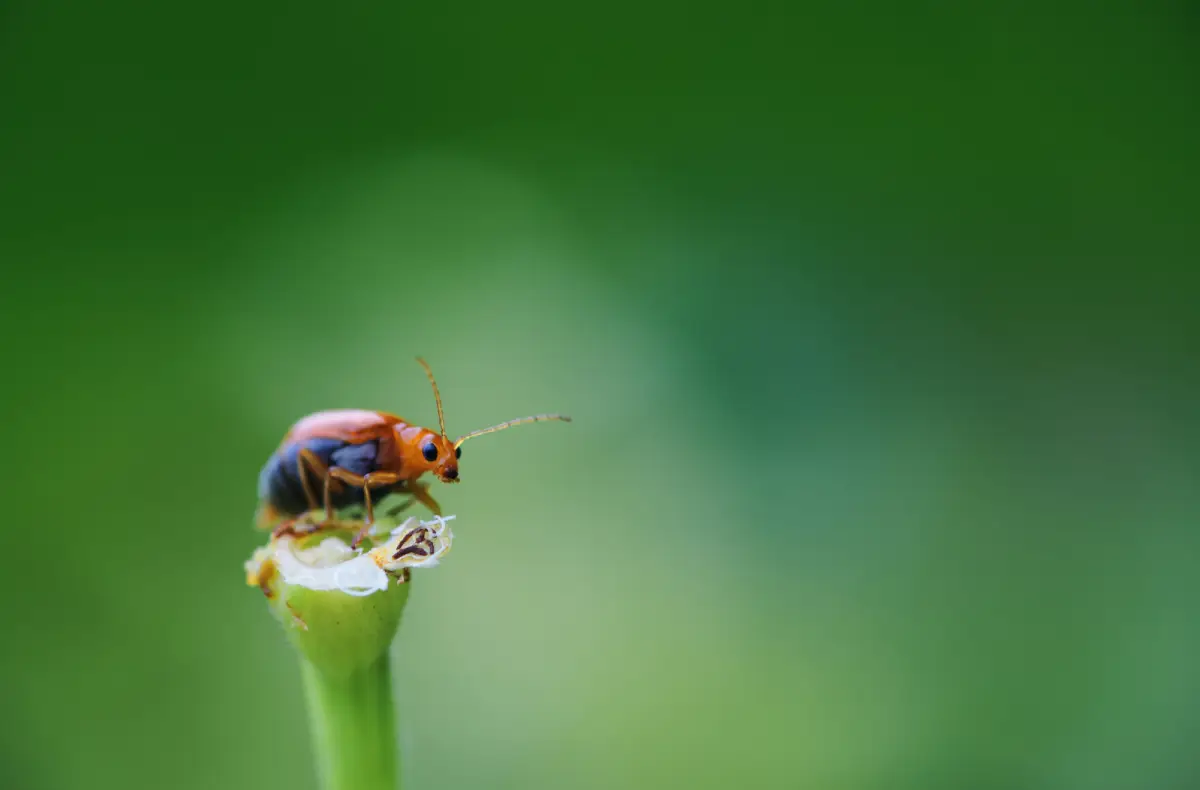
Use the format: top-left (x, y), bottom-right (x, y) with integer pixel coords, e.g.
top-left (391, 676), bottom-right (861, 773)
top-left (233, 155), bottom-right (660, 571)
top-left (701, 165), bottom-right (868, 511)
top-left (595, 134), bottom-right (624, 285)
top-left (255, 358), bottom-right (570, 544)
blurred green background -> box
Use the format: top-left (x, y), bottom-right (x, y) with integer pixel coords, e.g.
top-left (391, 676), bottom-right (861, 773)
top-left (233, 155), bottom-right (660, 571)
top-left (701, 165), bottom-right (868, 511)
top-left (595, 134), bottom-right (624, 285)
top-left (2, 2), bottom-right (1198, 789)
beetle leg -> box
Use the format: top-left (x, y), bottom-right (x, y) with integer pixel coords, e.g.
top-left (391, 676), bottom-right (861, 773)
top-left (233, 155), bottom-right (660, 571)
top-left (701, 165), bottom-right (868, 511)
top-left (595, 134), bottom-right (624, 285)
top-left (326, 468), bottom-right (405, 549)
top-left (271, 520), bottom-right (302, 540)
top-left (384, 497), bottom-right (416, 519)
top-left (320, 467), bottom-right (337, 524)
top-left (405, 479), bottom-right (443, 517)
top-left (297, 448), bottom-right (332, 514)
top-left (270, 514), bottom-right (328, 541)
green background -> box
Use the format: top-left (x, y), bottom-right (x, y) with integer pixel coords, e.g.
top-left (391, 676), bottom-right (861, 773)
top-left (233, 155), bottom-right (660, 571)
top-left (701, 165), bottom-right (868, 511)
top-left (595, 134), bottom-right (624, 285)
top-left (2, 2), bottom-right (1198, 789)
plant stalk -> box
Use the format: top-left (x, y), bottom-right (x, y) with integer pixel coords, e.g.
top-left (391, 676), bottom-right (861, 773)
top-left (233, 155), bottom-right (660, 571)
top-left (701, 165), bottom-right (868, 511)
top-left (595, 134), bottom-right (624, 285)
top-left (247, 519), bottom-right (451, 790)
top-left (301, 652), bottom-right (399, 790)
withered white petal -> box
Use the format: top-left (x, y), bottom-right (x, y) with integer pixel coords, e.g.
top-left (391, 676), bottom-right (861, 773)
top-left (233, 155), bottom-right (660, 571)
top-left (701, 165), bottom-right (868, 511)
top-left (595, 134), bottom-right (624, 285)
top-left (274, 538), bottom-right (390, 595)
top-left (247, 516), bottom-right (457, 597)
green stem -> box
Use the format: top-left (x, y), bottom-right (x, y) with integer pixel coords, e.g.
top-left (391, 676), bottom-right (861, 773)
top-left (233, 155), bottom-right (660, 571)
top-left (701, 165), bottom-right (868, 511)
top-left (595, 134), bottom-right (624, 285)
top-left (301, 653), bottom-right (399, 790)
top-left (248, 525), bottom-right (433, 789)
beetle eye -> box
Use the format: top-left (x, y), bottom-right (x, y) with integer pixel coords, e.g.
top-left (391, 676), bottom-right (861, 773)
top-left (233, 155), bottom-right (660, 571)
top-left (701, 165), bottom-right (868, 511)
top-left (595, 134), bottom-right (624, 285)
top-left (455, 447), bottom-right (461, 459)
top-left (422, 443), bottom-right (438, 462)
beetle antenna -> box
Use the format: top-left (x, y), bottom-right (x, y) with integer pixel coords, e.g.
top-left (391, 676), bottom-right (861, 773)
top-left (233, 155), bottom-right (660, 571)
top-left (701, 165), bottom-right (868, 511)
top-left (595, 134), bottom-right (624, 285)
top-left (454, 413), bottom-right (572, 449)
top-left (416, 357), bottom-right (447, 438)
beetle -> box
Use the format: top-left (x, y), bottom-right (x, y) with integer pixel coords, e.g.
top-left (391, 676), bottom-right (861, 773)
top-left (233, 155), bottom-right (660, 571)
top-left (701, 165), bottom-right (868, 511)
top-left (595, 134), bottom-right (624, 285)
top-left (255, 357), bottom-right (570, 545)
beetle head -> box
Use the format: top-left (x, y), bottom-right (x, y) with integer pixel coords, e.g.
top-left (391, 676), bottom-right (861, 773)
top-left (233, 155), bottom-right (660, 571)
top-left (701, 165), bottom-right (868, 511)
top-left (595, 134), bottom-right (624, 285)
top-left (417, 433), bottom-right (462, 483)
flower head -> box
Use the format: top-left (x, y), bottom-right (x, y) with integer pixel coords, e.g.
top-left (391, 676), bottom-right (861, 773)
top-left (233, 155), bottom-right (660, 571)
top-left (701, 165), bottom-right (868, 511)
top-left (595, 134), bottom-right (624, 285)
top-left (245, 515), bottom-right (455, 676)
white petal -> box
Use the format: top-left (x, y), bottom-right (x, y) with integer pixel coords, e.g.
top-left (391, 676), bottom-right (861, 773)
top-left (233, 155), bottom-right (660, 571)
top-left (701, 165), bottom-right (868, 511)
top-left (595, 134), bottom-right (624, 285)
top-left (275, 540), bottom-right (389, 594)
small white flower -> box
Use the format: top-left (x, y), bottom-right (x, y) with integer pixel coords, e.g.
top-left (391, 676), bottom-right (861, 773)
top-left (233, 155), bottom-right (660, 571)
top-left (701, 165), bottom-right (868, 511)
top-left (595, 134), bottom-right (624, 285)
top-left (370, 515), bottom-right (455, 573)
